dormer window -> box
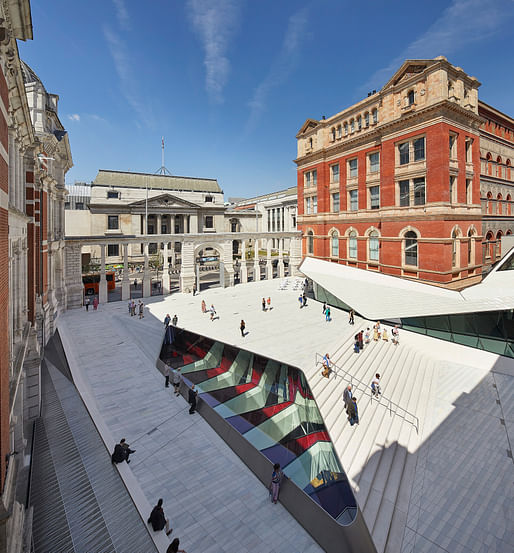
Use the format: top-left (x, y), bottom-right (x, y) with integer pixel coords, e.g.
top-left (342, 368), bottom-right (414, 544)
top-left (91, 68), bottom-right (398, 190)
top-left (331, 127), bottom-right (336, 141)
top-left (407, 90), bottom-right (415, 106)
top-left (107, 190), bottom-right (119, 199)
top-left (205, 195), bottom-right (214, 203)
top-left (364, 112), bottom-right (369, 127)
top-left (357, 116), bottom-right (362, 130)
top-left (309, 137), bottom-right (313, 149)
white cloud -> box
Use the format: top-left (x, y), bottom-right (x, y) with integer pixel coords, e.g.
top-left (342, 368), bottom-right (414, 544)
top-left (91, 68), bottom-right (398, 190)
top-left (112, 0), bottom-right (130, 30)
top-left (362, 0), bottom-right (514, 93)
top-left (246, 8), bottom-right (309, 133)
top-left (103, 26), bottom-right (153, 127)
top-left (68, 113), bottom-right (80, 122)
top-left (187, 0), bottom-right (241, 104)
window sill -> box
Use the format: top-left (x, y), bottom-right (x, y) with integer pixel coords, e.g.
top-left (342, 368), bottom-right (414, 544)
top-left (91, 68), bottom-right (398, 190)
top-left (105, 229), bottom-right (122, 234)
top-left (203, 228), bottom-right (216, 233)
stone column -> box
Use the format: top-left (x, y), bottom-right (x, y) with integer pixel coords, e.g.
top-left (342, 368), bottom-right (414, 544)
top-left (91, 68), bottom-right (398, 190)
top-left (289, 236), bottom-right (302, 276)
top-left (240, 240), bottom-right (248, 283)
top-left (162, 242), bottom-right (170, 294)
top-left (253, 238), bottom-right (260, 282)
top-left (121, 243), bottom-right (130, 300)
top-left (156, 214), bottom-right (162, 235)
top-left (170, 215), bottom-right (175, 234)
top-left (179, 241), bottom-right (196, 293)
top-left (170, 243), bottom-right (176, 268)
top-left (143, 242), bottom-right (151, 298)
top-left (64, 243), bottom-right (84, 309)
top-left (221, 240), bottom-right (235, 287)
top-left (99, 244), bottom-right (108, 303)
top-left (278, 238), bottom-right (285, 278)
top-left (189, 213), bottom-right (198, 233)
top-left (266, 238), bottom-right (273, 279)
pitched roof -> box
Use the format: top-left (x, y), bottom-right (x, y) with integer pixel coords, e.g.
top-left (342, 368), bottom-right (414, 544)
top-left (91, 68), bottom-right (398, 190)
top-left (93, 169), bottom-right (222, 193)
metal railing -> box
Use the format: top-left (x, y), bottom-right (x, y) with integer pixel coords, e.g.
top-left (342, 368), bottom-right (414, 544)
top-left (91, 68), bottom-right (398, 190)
top-left (315, 352), bottom-right (419, 433)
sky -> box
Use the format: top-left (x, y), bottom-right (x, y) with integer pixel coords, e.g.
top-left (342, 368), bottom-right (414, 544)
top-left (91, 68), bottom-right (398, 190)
top-left (19, 0), bottom-right (514, 199)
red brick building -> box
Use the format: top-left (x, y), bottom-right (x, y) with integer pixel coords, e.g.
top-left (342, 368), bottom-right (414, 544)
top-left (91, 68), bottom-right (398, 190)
top-left (295, 57), bottom-right (511, 288)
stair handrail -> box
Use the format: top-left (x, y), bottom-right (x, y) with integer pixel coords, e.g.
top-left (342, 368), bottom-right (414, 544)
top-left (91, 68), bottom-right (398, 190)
top-left (315, 352), bottom-right (419, 433)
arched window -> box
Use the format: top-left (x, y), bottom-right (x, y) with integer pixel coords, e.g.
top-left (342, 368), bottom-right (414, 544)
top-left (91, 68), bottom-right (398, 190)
top-left (348, 230), bottom-right (357, 259)
top-left (452, 229), bottom-right (459, 267)
top-left (331, 231), bottom-right (339, 258)
top-left (331, 127), bottom-right (336, 141)
top-left (404, 231), bottom-right (418, 266)
top-left (486, 153), bottom-right (492, 176)
top-left (497, 193), bottom-right (503, 214)
top-left (407, 90), bottom-right (415, 106)
top-left (344, 122), bottom-right (348, 136)
top-left (350, 119), bottom-right (355, 133)
top-left (372, 109), bottom-right (378, 124)
top-left (485, 231), bottom-right (494, 259)
top-left (487, 191), bottom-right (493, 214)
top-left (357, 115), bottom-right (362, 130)
top-left (467, 228), bottom-right (474, 266)
top-left (507, 194), bottom-right (512, 215)
top-left (337, 125), bottom-right (342, 139)
top-left (506, 229), bottom-right (512, 235)
top-left (497, 156), bottom-right (502, 178)
top-left (506, 159), bottom-right (511, 181)
top-left (307, 230), bottom-right (314, 254)
top-left (496, 230), bottom-right (503, 258)
top-left (368, 230), bottom-right (379, 262)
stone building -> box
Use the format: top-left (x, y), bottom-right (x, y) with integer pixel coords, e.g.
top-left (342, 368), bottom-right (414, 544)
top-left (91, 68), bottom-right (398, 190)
top-left (0, 2), bottom-right (72, 550)
top-left (296, 57), bottom-right (513, 288)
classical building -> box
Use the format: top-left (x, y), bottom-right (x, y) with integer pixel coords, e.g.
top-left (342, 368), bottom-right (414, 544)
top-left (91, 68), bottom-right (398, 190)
top-left (0, 2), bottom-right (72, 551)
top-left (296, 57), bottom-right (514, 288)
top-left (479, 102), bottom-right (514, 261)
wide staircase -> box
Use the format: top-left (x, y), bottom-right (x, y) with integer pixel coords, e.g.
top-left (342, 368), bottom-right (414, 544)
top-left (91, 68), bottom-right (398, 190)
top-left (307, 326), bottom-right (436, 553)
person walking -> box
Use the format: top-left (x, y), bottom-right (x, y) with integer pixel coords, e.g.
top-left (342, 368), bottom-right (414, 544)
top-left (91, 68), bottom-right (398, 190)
top-left (201, 300), bottom-right (206, 313)
top-left (148, 499), bottom-right (172, 536)
top-left (371, 373), bottom-right (381, 397)
top-left (240, 320), bottom-right (246, 337)
top-left (188, 384), bottom-right (198, 414)
top-left (354, 334), bottom-right (360, 353)
top-left (364, 328), bottom-right (371, 344)
top-left (349, 309), bottom-right (355, 325)
top-left (270, 463), bottom-right (283, 504)
top-left (325, 306), bottom-right (331, 322)
top-left (358, 330), bottom-right (364, 351)
top-left (262, 297), bottom-right (266, 311)
top-left (172, 314), bottom-right (178, 326)
top-left (322, 302), bottom-right (326, 314)
top-left (172, 367), bottom-right (181, 396)
top-left (348, 397), bottom-right (359, 426)
top-left (302, 292), bottom-right (308, 307)
top-left (192, 283), bottom-right (197, 296)
top-left (298, 294), bottom-right (303, 308)
top-left (164, 364), bottom-right (170, 388)
top-left (131, 300), bottom-right (136, 317)
top-left (111, 438), bottom-right (136, 464)
top-left (167, 538), bottom-right (187, 553)
top-left (392, 325), bottom-right (400, 345)
top-left (382, 327), bottom-right (389, 342)
top-left (138, 301), bottom-right (144, 319)
top-left (85, 297), bottom-right (90, 312)
top-left (267, 297), bottom-right (271, 310)
top-left (164, 314), bottom-right (171, 327)
top-left (343, 385), bottom-right (352, 413)
top-left (93, 296), bottom-right (98, 311)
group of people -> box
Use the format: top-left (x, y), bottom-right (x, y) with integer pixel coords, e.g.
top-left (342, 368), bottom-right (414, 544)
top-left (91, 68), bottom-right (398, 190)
top-left (343, 385), bottom-right (359, 426)
top-left (127, 299), bottom-right (145, 319)
top-left (111, 438), bottom-right (136, 464)
top-left (84, 296), bottom-right (99, 311)
top-left (148, 499), bottom-right (187, 552)
top-left (298, 292), bottom-right (308, 308)
top-left (164, 313), bottom-right (178, 327)
top-left (201, 300), bottom-right (218, 321)
top-left (261, 297), bottom-right (272, 311)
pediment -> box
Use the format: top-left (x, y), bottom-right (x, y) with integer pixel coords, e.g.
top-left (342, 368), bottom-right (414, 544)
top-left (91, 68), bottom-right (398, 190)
top-left (128, 193), bottom-right (199, 209)
top-left (382, 59), bottom-right (439, 90)
top-left (296, 118), bottom-right (320, 137)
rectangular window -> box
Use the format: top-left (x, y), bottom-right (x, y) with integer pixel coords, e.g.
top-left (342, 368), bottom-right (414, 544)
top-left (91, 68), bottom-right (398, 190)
top-left (449, 134), bottom-right (457, 159)
top-left (312, 196), bottom-right (317, 214)
top-left (399, 180), bottom-right (410, 206)
top-left (312, 169), bottom-right (317, 186)
top-left (450, 176), bottom-right (457, 203)
top-left (107, 191), bottom-right (119, 199)
top-left (331, 164), bottom-right (340, 183)
top-left (465, 138), bottom-right (473, 163)
top-left (399, 142), bottom-right (409, 165)
top-left (205, 215), bottom-right (214, 228)
top-left (349, 158), bottom-right (358, 178)
top-left (369, 152), bottom-right (380, 173)
top-left (337, 126), bottom-right (342, 139)
top-left (365, 113), bottom-right (369, 127)
top-left (108, 215), bottom-right (119, 229)
top-left (413, 177), bottom-right (426, 205)
top-left (75, 202), bottom-right (84, 210)
top-left (466, 178), bottom-right (472, 204)
top-left (372, 110), bottom-right (378, 124)
top-left (344, 123), bottom-right (348, 136)
top-left (205, 195), bottom-right (214, 203)
top-left (332, 192), bottom-right (340, 212)
top-left (349, 189), bottom-right (358, 211)
top-left (370, 186), bottom-right (380, 209)
top-left (107, 244), bottom-right (119, 257)
top-left (305, 172), bottom-right (311, 187)
top-left (413, 137), bottom-right (425, 161)
top-left (306, 197), bottom-right (311, 215)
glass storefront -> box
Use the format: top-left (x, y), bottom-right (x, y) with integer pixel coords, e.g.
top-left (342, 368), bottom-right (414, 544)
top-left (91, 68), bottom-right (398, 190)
top-left (401, 309), bottom-right (514, 358)
top-left (160, 327), bottom-right (358, 525)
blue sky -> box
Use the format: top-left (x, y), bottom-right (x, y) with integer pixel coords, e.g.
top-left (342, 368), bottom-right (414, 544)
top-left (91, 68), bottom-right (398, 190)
top-left (19, 0), bottom-right (514, 198)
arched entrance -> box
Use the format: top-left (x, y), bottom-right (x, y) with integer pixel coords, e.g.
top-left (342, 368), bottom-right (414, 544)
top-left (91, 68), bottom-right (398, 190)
top-left (193, 241), bottom-right (235, 292)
